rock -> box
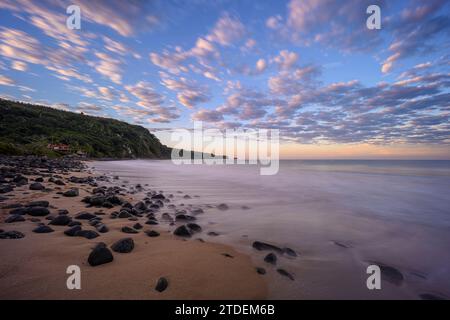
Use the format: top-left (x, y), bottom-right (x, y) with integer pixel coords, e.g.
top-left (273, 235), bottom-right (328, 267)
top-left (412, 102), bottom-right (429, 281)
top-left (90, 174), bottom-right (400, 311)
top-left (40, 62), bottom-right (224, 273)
top-left (75, 212), bottom-right (97, 220)
top-left (76, 230), bottom-right (100, 239)
top-left (283, 247), bottom-right (298, 257)
top-left (190, 208), bottom-right (204, 214)
top-left (33, 225), bottom-right (54, 233)
top-left (155, 277), bottom-right (168, 292)
top-left (419, 293), bottom-right (446, 300)
top-left (9, 207), bottom-right (29, 215)
top-left (54, 179), bottom-right (65, 186)
top-left (121, 226), bottom-right (139, 234)
top-left (222, 253), bottom-right (234, 258)
top-left (89, 219), bottom-right (101, 226)
top-left (145, 230), bottom-right (160, 237)
top-left (58, 209), bottom-right (69, 215)
top-left (63, 188), bottom-right (79, 197)
top-left (145, 219), bottom-right (159, 225)
top-left (96, 224), bottom-right (109, 233)
top-left (175, 214), bottom-right (196, 221)
top-left (111, 238), bottom-right (134, 253)
top-left (277, 269), bottom-right (294, 280)
top-left (27, 200), bottom-right (49, 207)
top-left (151, 194), bottom-right (165, 200)
top-left (207, 231), bottom-right (219, 236)
top-left (217, 203), bottom-right (229, 210)
top-left (28, 206), bottom-right (50, 216)
top-left (118, 210), bottom-right (132, 218)
top-left (0, 230), bottom-right (25, 239)
top-left (264, 253), bottom-right (277, 265)
top-left (46, 215), bottom-right (55, 221)
top-left (68, 221), bottom-right (81, 227)
top-left (173, 225), bottom-right (191, 237)
top-left (252, 241), bottom-right (283, 254)
top-left (5, 214), bottom-right (26, 223)
top-left (133, 223), bottom-right (143, 230)
top-left (34, 177), bottom-right (44, 182)
top-left (256, 267), bottom-right (266, 275)
top-left (49, 215), bottom-right (72, 226)
top-left (369, 262), bottom-right (404, 286)
top-left (64, 225), bottom-right (82, 236)
top-left (29, 182), bottom-right (45, 190)
top-left (187, 223), bottom-right (202, 233)
top-left (88, 242), bottom-right (114, 266)
top-left (0, 185), bottom-right (14, 194)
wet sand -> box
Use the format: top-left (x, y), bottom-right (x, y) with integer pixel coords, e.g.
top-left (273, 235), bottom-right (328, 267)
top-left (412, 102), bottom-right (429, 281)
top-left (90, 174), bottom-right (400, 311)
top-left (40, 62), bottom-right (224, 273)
top-left (0, 164), bottom-right (267, 299)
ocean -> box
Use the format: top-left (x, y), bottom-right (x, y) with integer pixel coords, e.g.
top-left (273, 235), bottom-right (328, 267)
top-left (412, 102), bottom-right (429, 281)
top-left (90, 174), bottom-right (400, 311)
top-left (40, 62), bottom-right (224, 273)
top-left (92, 159), bottom-right (450, 299)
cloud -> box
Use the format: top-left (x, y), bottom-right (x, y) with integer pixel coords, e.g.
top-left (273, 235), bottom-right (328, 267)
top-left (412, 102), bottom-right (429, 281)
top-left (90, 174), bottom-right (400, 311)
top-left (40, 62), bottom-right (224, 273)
top-left (255, 59), bottom-right (267, 73)
top-left (11, 60), bottom-right (27, 71)
top-left (0, 74), bottom-right (15, 86)
top-left (381, 0), bottom-right (450, 73)
top-left (273, 50), bottom-right (299, 70)
top-left (160, 73), bottom-right (210, 108)
top-left (91, 52), bottom-right (123, 84)
top-left (206, 13), bottom-right (246, 46)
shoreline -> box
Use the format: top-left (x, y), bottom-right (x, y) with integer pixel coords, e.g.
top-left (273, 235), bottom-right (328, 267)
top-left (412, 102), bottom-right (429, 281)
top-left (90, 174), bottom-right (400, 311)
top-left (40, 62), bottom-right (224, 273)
top-left (0, 156), bottom-right (267, 299)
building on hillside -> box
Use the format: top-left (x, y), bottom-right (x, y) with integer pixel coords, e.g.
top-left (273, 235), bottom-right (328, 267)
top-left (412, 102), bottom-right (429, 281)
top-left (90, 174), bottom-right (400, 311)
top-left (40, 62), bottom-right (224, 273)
top-left (47, 143), bottom-right (70, 153)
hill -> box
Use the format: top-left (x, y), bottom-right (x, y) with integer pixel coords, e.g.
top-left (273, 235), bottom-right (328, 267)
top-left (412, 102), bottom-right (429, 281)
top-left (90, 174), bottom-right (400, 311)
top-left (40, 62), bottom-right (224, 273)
top-left (0, 99), bottom-right (172, 158)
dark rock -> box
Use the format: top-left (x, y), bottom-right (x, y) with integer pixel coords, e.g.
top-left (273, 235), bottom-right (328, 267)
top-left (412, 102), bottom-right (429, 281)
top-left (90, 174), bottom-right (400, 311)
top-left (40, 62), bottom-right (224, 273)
top-left (190, 208), bottom-right (204, 214)
top-left (88, 242), bottom-right (114, 266)
top-left (96, 224), bottom-right (109, 233)
top-left (369, 262), bottom-right (404, 286)
top-left (187, 223), bottom-right (202, 233)
top-left (217, 203), bottom-right (229, 210)
top-left (207, 231), bottom-right (219, 236)
top-left (146, 230), bottom-right (160, 237)
top-left (151, 194), bottom-right (165, 200)
top-left (252, 241), bottom-right (283, 254)
top-left (256, 267), bottom-right (266, 275)
top-left (174, 225), bottom-right (191, 237)
top-left (34, 177), bottom-right (44, 182)
top-left (64, 225), bottom-right (82, 236)
top-left (0, 230), bottom-right (25, 239)
top-left (175, 214), bottom-right (196, 221)
top-left (5, 214), bottom-right (26, 223)
top-left (28, 206), bottom-right (50, 216)
top-left (277, 269), bottom-right (294, 280)
top-left (46, 215), bottom-right (55, 221)
top-left (155, 277), bottom-right (168, 292)
top-left (222, 253), bottom-right (234, 258)
top-left (27, 200), bottom-right (49, 207)
top-left (133, 223), bottom-right (143, 230)
top-left (283, 247), bottom-right (298, 257)
top-left (0, 185), bottom-right (14, 194)
top-left (49, 215), bottom-right (72, 226)
top-left (111, 238), bottom-right (134, 253)
top-left (264, 253), bottom-right (277, 265)
top-left (118, 210), bottom-right (132, 218)
top-left (54, 179), bottom-right (65, 186)
top-left (58, 209), bottom-right (69, 215)
top-left (145, 219), bottom-right (159, 225)
top-left (76, 230), bottom-right (100, 239)
top-left (63, 188), bottom-right (79, 197)
top-left (89, 219), bottom-right (101, 226)
top-left (68, 221), bottom-right (81, 227)
top-left (121, 226), bottom-right (138, 234)
top-left (419, 293), bottom-right (446, 300)
top-left (33, 225), bottom-right (54, 233)
top-left (75, 212), bottom-right (97, 220)
top-left (29, 182), bottom-right (45, 190)
top-left (9, 207), bottom-right (29, 215)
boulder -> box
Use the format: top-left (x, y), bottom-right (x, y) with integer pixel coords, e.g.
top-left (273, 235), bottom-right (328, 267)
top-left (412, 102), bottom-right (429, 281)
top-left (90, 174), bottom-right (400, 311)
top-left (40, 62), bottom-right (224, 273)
top-left (29, 182), bottom-right (45, 190)
top-left (121, 226), bottom-right (138, 234)
top-left (49, 215), bottom-right (72, 226)
top-left (28, 206), bottom-right (50, 216)
top-left (88, 243), bottom-right (114, 266)
top-left (33, 225), bottom-right (54, 233)
top-left (173, 225), bottom-right (191, 237)
top-left (111, 238), bottom-right (134, 253)
top-left (64, 225), bottom-right (82, 236)
top-left (63, 188), bottom-right (79, 197)
top-left (5, 214), bottom-right (26, 223)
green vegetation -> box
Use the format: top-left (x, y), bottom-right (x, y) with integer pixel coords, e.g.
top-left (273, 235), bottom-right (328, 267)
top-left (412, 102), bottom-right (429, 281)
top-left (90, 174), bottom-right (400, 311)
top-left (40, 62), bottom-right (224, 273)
top-left (0, 99), bottom-right (172, 158)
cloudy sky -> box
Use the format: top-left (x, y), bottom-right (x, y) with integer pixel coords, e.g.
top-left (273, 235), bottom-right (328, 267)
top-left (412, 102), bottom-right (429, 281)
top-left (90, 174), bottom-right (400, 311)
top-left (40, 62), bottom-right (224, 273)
top-left (0, 0), bottom-right (449, 159)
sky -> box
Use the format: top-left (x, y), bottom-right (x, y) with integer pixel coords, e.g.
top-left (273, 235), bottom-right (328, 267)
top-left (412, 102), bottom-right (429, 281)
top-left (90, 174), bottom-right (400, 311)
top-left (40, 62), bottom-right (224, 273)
top-left (0, 0), bottom-right (449, 159)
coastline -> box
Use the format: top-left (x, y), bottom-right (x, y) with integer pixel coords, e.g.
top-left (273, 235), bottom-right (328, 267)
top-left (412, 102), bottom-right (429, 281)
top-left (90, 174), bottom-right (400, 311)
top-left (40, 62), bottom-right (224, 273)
top-left (0, 157), bottom-right (267, 299)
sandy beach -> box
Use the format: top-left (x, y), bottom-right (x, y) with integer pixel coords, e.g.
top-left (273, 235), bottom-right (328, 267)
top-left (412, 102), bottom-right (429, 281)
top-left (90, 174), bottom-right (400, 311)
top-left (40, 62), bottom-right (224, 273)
top-left (0, 157), bottom-right (267, 299)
